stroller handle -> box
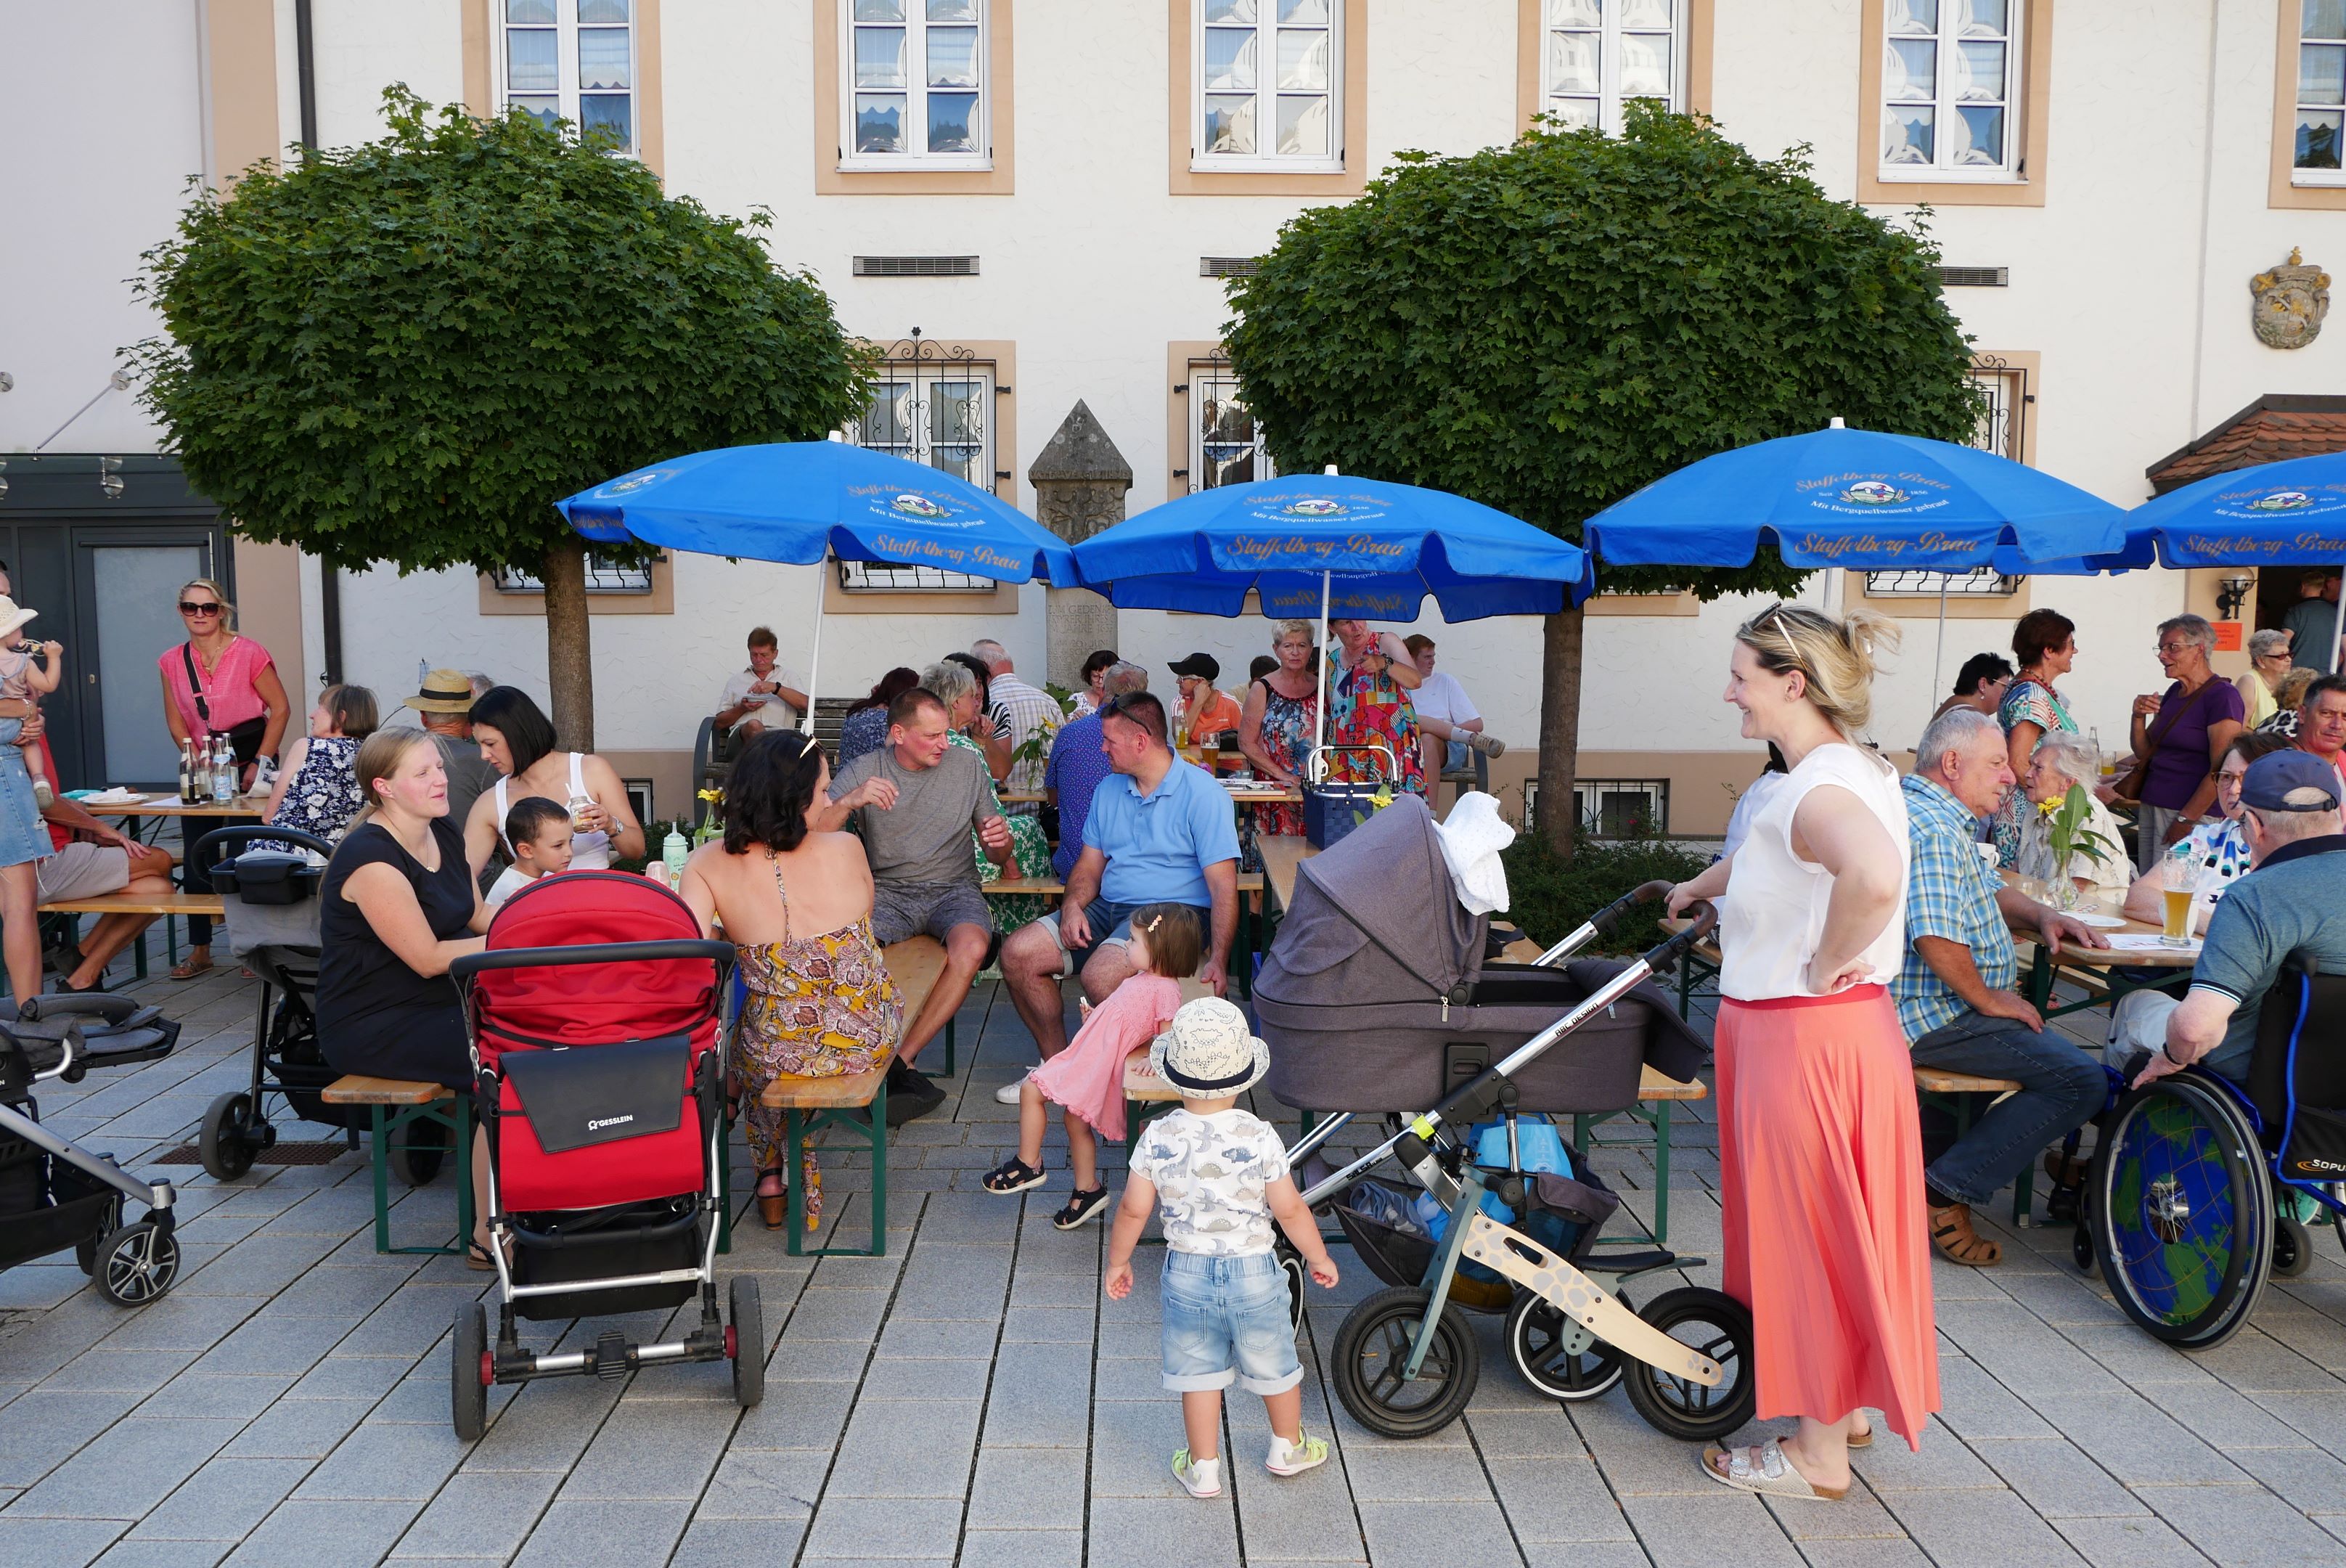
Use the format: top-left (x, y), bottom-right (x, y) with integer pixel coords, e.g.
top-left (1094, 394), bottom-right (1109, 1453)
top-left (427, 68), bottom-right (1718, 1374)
top-left (190, 825), bottom-right (335, 868)
top-left (450, 939), bottom-right (737, 979)
top-left (1531, 878), bottom-right (1684, 968)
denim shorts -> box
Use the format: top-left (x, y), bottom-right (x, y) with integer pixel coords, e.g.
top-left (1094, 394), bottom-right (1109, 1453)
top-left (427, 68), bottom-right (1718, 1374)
top-left (1159, 1250), bottom-right (1301, 1395)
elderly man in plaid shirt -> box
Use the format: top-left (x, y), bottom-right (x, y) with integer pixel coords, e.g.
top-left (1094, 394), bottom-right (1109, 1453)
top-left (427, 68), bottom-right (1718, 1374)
top-left (1892, 707), bottom-right (2112, 1268)
top-left (972, 639), bottom-right (1060, 814)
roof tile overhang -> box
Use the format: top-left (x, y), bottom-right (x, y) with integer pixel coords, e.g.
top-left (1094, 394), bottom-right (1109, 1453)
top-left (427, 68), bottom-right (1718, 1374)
top-left (2146, 393), bottom-right (2346, 494)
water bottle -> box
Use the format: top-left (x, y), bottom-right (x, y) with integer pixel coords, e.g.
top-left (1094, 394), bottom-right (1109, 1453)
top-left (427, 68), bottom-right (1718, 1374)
top-left (211, 738), bottom-right (235, 804)
top-left (663, 827), bottom-right (689, 881)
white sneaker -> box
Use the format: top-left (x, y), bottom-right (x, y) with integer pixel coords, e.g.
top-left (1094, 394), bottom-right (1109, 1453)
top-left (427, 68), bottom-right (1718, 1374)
top-left (1265, 1432), bottom-right (1329, 1477)
top-left (1172, 1450), bottom-right (1222, 1498)
top-left (994, 1080), bottom-right (1023, 1104)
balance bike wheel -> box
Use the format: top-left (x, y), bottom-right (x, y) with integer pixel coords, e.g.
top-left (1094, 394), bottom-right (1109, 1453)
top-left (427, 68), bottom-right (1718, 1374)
top-left (1276, 1241), bottom-right (1307, 1338)
top-left (94, 1220), bottom-right (180, 1307)
top-left (1620, 1287), bottom-right (1755, 1442)
top-left (731, 1277), bottom-right (765, 1410)
top-left (1331, 1286), bottom-right (1479, 1440)
top-left (1505, 1287), bottom-right (1627, 1403)
top-left (200, 1092), bottom-right (257, 1181)
top-left (452, 1301), bottom-right (489, 1440)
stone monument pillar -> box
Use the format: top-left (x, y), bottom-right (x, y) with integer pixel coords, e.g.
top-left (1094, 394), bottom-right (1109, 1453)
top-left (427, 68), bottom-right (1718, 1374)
top-left (1028, 400), bottom-right (1132, 690)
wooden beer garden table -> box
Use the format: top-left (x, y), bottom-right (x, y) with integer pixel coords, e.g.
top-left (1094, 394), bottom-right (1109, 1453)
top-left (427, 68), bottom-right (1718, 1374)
top-left (52, 792), bottom-right (264, 976)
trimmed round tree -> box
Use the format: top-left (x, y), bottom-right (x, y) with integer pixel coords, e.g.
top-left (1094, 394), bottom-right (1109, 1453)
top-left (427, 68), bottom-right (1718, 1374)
top-left (132, 89), bottom-right (869, 749)
top-left (1223, 108), bottom-right (1982, 851)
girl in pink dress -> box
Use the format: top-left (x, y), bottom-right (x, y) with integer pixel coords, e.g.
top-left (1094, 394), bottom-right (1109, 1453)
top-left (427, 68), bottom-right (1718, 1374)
top-left (981, 905), bottom-right (1203, 1229)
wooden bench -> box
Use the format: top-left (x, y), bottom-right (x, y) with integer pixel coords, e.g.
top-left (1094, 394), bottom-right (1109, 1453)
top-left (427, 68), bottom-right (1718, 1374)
top-left (745, 937), bottom-right (950, 1259)
top-left (322, 1074), bottom-right (475, 1257)
top-left (1569, 1066), bottom-right (1711, 1248)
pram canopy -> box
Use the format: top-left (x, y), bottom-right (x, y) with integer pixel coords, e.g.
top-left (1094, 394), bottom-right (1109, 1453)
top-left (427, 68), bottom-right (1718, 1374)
top-left (473, 872), bottom-right (724, 1066)
top-left (1257, 795), bottom-right (1706, 1114)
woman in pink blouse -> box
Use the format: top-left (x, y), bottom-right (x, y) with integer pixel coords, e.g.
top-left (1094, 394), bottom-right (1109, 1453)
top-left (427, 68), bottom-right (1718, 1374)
top-left (157, 578), bottom-right (291, 978)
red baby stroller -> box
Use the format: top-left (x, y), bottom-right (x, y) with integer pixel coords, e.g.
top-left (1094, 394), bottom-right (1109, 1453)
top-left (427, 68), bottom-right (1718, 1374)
top-left (446, 870), bottom-right (756, 1438)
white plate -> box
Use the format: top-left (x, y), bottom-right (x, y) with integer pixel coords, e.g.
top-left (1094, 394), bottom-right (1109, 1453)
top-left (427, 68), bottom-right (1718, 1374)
top-left (2069, 912), bottom-right (2128, 929)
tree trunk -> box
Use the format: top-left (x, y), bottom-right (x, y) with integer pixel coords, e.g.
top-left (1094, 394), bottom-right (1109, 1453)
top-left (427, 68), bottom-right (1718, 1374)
top-left (1535, 605), bottom-right (1585, 857)
top-left (541, 540), bottom-right (594, 752)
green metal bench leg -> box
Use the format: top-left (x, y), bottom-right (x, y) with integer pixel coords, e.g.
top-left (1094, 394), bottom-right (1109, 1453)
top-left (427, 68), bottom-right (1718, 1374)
top-left (369, 1105), bottom-right (393, 1254)
top-left (1651, 1101), bottom-right (1672, 1248)
top-left (366, 1099), bottom-right (474, 1257)
top-left (940, 1017), bottom-right (955, 1077)
top-left (784, 1082), bottom-right (890, 1258)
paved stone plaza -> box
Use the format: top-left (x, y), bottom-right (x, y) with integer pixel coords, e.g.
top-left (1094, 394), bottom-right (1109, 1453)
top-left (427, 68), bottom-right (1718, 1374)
top-left (5, 961), bottom-right (2346, 1568)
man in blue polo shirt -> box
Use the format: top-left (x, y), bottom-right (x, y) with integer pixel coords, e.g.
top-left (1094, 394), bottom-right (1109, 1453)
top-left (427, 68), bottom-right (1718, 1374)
top-left (2126, 750), bottom-right (2346, 1089)
top-left (1042, 661), bottom-right (1148, 880)
top-left (1000, 690), bottom-right (1240, 1065)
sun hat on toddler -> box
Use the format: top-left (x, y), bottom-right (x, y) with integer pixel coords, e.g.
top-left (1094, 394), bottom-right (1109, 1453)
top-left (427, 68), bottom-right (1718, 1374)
top-left (1149, 997), bottom-right (1272, 1099)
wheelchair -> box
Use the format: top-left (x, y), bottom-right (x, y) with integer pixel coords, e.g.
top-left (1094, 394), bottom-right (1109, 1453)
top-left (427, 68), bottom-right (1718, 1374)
top-left (2076, 961), bottom-right (2346, 1349)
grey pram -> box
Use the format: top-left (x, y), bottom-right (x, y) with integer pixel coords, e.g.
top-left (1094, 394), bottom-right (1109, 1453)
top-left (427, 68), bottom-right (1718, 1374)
top-left (1255, 795), bottom-right (1705, 1115)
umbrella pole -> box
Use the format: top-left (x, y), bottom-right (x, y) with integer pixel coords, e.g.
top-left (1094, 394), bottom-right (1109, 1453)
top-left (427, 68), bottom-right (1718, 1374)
top-left (2333, 560), bottom-right (2346, 677)
top-left (1932, 579), bottom-right (1949, 698)
top-left (1312, 568), bottom-right (1331, 785)
top-left (801, 558), bottom-right (826, 739)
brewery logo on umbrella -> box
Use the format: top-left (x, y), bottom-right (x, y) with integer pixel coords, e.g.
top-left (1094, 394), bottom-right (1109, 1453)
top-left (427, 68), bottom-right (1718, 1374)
top-left (600, 469), bottom-right (674, 497)
top-left (2246, 490), bottom-right (2314, 511)
top-left (1283, 498), bottom-right (1349, 518)
top-left (891, 493), bottom-right (956, 520)
top-left (1839, 480), bottom-right (1910, 506)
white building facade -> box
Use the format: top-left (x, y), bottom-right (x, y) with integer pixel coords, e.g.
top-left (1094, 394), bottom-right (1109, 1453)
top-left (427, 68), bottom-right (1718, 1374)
top-left (7, 1), bottom-right (2345, 830)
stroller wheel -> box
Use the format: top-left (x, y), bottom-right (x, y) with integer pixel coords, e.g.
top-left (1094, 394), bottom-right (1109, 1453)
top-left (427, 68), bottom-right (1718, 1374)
top-left (2274, 1216), bottom-right (2313, 1279)
top-left (75, 1194), bottom-right (123, 1275)
top-left (1505, 1288), bottom-right (1627, 1403)
top-left (393, 1115), bottom-right (449, 1187)
top-left (730, 1277), bottom-right (765, 1410)
top-left (451, 1302), bottom-right (489, 1441)
top-left (94, 1220), bottom-right (179, 1307)
top-left (1619, 1287), bottom-right (1755, 1442)
top-left (200, 1092), bottom-right (258, 1181)
top-left (1277, 1242), bottom-right (1307, 1339)
top-left (1331, 1286), bottom-right (1480, 1440)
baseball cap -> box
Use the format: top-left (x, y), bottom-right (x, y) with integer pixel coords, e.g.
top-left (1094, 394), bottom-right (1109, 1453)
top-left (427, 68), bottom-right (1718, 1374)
top-left (2241, 751), bottom-right (2342, 812)
top-left (1169, 653), bottom-right (1221, 682)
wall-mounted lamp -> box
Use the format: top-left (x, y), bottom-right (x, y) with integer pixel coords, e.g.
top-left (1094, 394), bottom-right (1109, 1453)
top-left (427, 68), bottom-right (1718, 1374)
top-left (98, 456), bottom-right (124, 501)
top-left (2217, 572), bottom-right (2255, 622)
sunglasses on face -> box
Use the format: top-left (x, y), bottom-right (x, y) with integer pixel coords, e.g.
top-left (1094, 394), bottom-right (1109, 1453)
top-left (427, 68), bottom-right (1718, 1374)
top-left (179, 602), bottom-right (221, 616)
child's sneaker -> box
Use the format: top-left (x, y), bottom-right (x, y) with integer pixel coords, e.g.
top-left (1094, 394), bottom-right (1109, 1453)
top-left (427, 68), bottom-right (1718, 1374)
top-left (1265, 1432), bottom-right (1328, 1477)
top-left (1053, 1183), bottom-right (1111, 1230)
top-left (1172, 1449), bottom-right (1222, 1498)
top-left (31, 780), bottom-right (52, 807)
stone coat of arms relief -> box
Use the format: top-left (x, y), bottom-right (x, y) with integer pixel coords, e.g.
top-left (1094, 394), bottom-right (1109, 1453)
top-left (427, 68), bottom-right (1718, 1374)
top-left (2252, 248), bottom-right (2331, 350)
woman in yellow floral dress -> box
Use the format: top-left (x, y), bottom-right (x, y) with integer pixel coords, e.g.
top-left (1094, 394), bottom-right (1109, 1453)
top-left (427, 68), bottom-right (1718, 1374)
top-left (679, 730), bottom-right (900, 1231)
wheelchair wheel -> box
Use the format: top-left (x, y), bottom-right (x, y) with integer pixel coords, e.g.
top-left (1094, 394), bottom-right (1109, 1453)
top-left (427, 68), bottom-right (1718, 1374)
top-left (1331, 1286), bottom-right (1479, 1440)
top-left (1505, 1288), bottom-right (1626, 1403)
top-left (2070, 1222), bottom-right (2099, 1279)
top-left (2093, 1076), bottom-right (2273, 1349)
top-left (2273, 1216), bottom-right (2313, 1279)
top-left (1620, 1287), bottom-right (1756, 1442)
top-left (200, 1092), bottom-right (258, 1181)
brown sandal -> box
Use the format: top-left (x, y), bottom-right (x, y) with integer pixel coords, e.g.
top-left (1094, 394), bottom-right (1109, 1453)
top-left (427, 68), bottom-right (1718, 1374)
top-left (1927, 1202), bottom-right (2002, 1267)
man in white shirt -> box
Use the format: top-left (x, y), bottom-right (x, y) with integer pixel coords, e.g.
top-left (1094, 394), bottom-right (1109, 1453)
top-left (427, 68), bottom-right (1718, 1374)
top-left (1403, 634), bottom-right (1504, 780)
top-left (971, 638), bottom-right (1058, 809)
top-left (714, 626), bottom-right (807, 740)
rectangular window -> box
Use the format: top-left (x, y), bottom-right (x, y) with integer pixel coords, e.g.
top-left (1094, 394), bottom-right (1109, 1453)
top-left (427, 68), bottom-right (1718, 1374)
top-left (1879, 0), bottom-right (2021, 181)
top-left (493, 550), bottom-right (656, 595)
top-left (2297, 0), bottom-right (2346, 182)
top-left (1186, 359), bottom-right (1275, 492)
top-left (1193, 0), bottom-right (1342, 173)
top-left (1539, 0), bottom-right (1684, 134)
top-left (840, 0), bottom-right (991, 169)
top-left (837, 351), bottom-right (999, 592)
top-left (1864, 359), bottom-right (2029, 600)
top-left (499, 0), bottom-right (636, 152)
top-left (1525, 778), bottom-right (1669, 837)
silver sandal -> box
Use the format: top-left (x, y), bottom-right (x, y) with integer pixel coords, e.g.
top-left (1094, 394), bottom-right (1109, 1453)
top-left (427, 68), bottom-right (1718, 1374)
top-left (1701, 1438), bottom-right (1847, 1501)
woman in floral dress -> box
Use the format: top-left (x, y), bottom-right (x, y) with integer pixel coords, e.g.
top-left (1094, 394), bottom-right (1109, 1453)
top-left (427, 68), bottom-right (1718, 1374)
top-left (1328, 618), bottom-right (1426, 796)
top-left (262, 684), bottom-right (378, 848)
top-left (1239, 620), bottom-right (1321, 838)
top-left (1994, 609), bottom-right (2082, 867)
top-left (679, 731), bottom-right (901, 1231)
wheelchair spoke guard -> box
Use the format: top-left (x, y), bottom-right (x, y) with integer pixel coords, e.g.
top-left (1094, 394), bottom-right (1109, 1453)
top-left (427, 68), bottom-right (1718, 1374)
top-left (2093, 1076), bottom-right (2273, 1349)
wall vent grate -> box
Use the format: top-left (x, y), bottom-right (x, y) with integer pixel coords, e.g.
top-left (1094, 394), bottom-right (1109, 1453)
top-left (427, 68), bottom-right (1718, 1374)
top-left (852, 256), bottom-right (979, 278)
top-left (1937, 266), bottom-right (2009, 287)
top-left (1200, 256), bottom-right (1262, 278)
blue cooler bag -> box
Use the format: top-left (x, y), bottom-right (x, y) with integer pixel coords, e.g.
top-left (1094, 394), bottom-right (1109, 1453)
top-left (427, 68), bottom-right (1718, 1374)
top-left (1304, 783), bottom-right (1385, 849)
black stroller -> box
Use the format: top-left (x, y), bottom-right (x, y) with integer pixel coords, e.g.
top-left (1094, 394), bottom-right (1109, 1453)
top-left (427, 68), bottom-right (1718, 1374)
top-left (0, 995), bottom-right (184, 1304)
top-left (1256, 796), bottom-right (1750, 1440)
top-left (188, 828), bottom-right (446, 1186)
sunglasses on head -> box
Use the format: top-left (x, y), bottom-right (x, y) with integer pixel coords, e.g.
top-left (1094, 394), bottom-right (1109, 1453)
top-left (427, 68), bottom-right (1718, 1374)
top-left (179, 601), bottom-right (221, 616)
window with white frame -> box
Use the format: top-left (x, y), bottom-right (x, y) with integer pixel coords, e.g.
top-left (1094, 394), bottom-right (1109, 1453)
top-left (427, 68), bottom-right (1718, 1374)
top-left (1193, 1), bottom-right (1342, 173)
top-left (492, 550), bottom-right (657, 595)
top-left (1879, 0), bottom-right (2022, 181)
top-left (841, 0), bottom-right (989, 168)
top-left (836, 354), bottom-right (999, 592)
top-left (499, 0), bottom-right (636, 152)
top-left (1538, 0), bottom-right (1684, 134)
top-left (1185, 360), bottom-right (1275, 491)
top-left (1863, 362), bottom-right (2027, 598)
top-left (2296, 1), bottom-right (2346, 182)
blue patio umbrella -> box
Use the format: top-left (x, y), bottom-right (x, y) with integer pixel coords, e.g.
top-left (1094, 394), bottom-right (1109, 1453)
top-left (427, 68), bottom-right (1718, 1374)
top-left (1582, 419), bottom-right (2133, 690)
top-left (557, 439), bottom-right (1076, 733)
top-left (1072, 468), bottom-right (1594, 775)
top-left (2116, 453), bottom-right (2346, 669)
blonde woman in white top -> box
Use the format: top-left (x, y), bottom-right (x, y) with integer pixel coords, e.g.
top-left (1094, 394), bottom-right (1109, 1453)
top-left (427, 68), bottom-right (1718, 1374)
top-left (1664, 603), bottom-right (1937, 1501)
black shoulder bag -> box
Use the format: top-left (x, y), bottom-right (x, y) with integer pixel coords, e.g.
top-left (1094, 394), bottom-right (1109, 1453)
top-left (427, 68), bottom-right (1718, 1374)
top-left (182, 642), bottom-right (271, 766)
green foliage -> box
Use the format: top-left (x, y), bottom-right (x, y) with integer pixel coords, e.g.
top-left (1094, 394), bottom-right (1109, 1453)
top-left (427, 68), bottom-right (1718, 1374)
top-left (1222, 107), bottom-right (1985, 599)
top-left (130, 88), bottom-right (871, 574)
top-left (1500, 829), bottom-right (1713, 957)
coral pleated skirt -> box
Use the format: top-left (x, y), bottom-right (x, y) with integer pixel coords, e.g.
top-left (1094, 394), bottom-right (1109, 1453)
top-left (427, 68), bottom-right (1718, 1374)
top-left (1715, 984), bottom-right (1940, 1450)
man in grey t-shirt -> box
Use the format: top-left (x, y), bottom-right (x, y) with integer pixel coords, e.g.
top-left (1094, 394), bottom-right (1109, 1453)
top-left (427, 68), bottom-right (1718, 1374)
top-left (822, 687), bottom-right (1015, 1113)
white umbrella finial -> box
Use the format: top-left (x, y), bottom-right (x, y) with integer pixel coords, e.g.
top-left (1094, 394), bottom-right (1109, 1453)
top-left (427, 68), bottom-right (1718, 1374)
top-left (827, 430), bottom-right (846, 441)
top-left (1325, 463), bottom-right (1339, 475)
top-left (1828, 417), bottom-right (1846, 429)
